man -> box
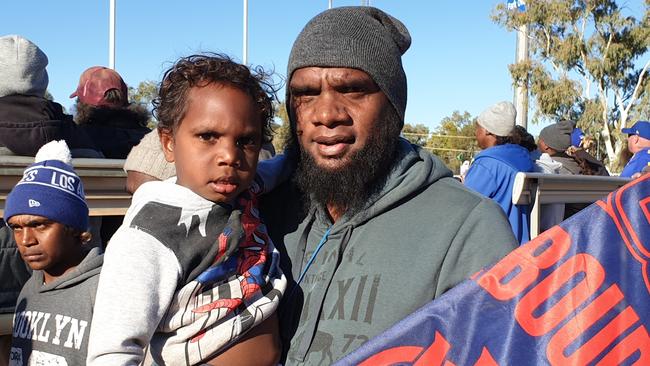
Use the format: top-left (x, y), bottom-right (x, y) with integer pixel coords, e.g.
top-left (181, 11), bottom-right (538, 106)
top-left (464, 101), bottom-right (534, 244)
top-left (621, 120), bottom-right (650, 178)
top-left (260, 7), bottom-right (518, 364)
top-left (538, 120), bottom-right (608, 177)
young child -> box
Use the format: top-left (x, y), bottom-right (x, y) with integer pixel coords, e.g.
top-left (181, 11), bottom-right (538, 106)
top-left (87, 54), bottom-right (287, 366)
top-left (5, 140), bottom-right (103, 366)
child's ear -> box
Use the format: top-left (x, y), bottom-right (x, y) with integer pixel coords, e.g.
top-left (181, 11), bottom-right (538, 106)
top-left (159, 129), bottom-right (176, 163)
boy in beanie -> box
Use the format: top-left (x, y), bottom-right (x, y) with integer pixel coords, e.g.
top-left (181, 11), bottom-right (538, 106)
top-left (88, 54), bottom-right (286, 366)
top-left (0, 35), bottom-right (99, 158)
top-left (260, 7), bottom-right (517, 365)
top-left (621, 120), bottom-right (650, 178)
top-left (4, 140), bottom-right (103, 366)
top-left (464, 101), bottom-right (534, 244)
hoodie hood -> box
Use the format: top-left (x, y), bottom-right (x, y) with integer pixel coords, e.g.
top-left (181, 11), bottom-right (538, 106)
top-left (316, 138), bottom-right (452, 232)
top-left (474, 143), bottom-right (534, 172)
top-left (34, 246), bottom-right (103, 292)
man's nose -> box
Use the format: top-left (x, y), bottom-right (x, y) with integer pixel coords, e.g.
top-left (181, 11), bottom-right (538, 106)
top-left (19, 228), bottom-right (37, 247)
top-left (312, 92), bottom-right (349, 127)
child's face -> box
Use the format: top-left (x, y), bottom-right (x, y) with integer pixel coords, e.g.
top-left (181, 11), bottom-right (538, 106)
top-left (8, 214), bottom-right (81, 279)
top-left (160, 83), bottom-right (263, 204)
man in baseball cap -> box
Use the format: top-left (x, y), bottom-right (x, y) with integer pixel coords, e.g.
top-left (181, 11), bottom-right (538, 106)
top-left (621, 120), bottom-right (650, 178)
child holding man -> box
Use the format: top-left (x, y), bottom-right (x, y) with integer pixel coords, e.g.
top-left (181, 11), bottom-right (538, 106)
top-left (88, 54), bottom-right (286, 366)
top-left (5, 140), bottom-right (103, 365)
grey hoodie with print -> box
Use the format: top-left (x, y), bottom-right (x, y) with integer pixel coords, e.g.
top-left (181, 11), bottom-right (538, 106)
top-left (261, 139), bottom-right (519, 365)
top-left (10, 246), bottom-right (103, 366)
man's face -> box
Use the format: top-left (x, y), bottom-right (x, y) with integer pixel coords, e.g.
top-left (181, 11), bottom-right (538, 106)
top-left (289, 67), bottom-right (392, 172)
top-left (289, 67), bottom-right (402, 217)
top-left (8, 214), bottom-right (80, 281)
top-left (627, 134), bottom-right (640, 154)
top-left (475, 124), bottom-right (494, 150)
top-left (160, 83), bottom-right (262, 204)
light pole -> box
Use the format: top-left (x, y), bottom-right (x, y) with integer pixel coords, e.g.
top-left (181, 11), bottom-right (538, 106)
top-left (109, 0), bottom-right (116, 69)
top-left (243, 0), bottom-right (248, 65)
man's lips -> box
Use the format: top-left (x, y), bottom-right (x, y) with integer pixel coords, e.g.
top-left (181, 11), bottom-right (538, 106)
top-left (21, 251), bottom-right (44, 261)
top-left (313, 135), bottom-right (354, 156)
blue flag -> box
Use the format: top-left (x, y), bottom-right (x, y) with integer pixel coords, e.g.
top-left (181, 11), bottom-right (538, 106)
top-left (337, 176), bottom-right (650, 365)
top-left (507, 0), bottom-right (527, 12)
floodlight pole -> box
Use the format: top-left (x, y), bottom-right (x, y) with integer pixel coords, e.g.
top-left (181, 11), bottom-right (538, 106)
top-left (109, 0), bottom-right (116, 69)
top-left (328, 0), bottom-right (332, 9)
top-left (514, 24), bottom-right (529, 128)
top-left (243, 0), bottom-right (248, 65)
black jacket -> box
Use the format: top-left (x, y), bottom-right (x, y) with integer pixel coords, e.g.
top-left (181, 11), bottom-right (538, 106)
top-left (0, 220), bottom-right (31, 313)
top-left (77, 107), bottom-right (151, 159)
top-left (0, 95), bottom-right (99, 156)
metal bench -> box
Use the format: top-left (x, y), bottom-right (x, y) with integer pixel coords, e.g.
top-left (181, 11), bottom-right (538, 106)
top-left (0, 156), bottom-right (131, 217)
top-left (511, 172), bottom-right (631, 239)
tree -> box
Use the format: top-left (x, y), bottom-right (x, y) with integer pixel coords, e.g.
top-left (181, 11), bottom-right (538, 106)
top-left (426, 111), bottom-right (478, 174)
top-left (128, 80), bottom-right (159, 128)
top-left (492, 0), bottom-right (650, 171)
top-left (272, 101), bottom-right (292, 152)
top-left (401, 123), bottom-right (430, 145)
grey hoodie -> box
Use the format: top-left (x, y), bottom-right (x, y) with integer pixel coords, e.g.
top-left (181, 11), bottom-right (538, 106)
top-left (10, 246), bottom-right (103, 366)
top-left (262, 139), bottom-right (519, 365)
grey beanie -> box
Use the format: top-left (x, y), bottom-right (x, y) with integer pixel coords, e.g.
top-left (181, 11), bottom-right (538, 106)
top-left (540, 120), bottom-right (574, 152)
top-left (123, 130), bottom-right (176, 180)
top-left (477, 101), bottom-right (516, 137)
top-left (287, 6), bottom-right (411, 121)
top-left (0, 35), bottom-right (49, 98)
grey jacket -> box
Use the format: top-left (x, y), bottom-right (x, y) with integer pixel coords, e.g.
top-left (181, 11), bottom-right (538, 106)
top-left (10, 247), bottom-right (103, 366)
top-left (262, 139), bottom-right (518, 365)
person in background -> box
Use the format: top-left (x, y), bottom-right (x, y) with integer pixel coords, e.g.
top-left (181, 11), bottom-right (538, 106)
top-left (464, 101), bottom-right (534, 244)
top-left (0, 35), bottom-right (99, 158)
top-left (4, 140), bottom-right (103, 366)
top-left (88, 54), bottom-right (286, 366)
top-left (538, 120), bottom-right (609, 218)
top-left (620, 120), bottom-right (650, 178)
top-left (538, 120), bottom-right (608, 177)
top-left (260, 7), bottom-right (518, 364)
top-left (71, 66), bottom-right (151, 159)
top-left (0, 221), bottom-right (30, 366)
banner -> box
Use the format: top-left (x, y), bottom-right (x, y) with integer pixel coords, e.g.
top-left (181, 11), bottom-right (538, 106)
top-left (336, 176), bottom-right (650, 365)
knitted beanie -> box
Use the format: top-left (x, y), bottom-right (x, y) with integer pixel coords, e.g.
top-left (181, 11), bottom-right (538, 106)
top-left (540, 120), bottom-right (574, 152)
top-left (4, 140), bottom-right (89, 231)
top-left (123, 130), bottom-right (176, 180)
top-left (287, 6), bottom-right (411, 121)
top-left (0, 35), bottom-right (49, 98)
top-left (477, 101), bottom-right (516, 137)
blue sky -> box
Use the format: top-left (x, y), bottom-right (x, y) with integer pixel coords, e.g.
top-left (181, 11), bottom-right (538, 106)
top-left (2, 1), bottom-right (645, 137)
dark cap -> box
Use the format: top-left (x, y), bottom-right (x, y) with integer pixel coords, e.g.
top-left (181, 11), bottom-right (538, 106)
top-left (622, 121), bottom-right (650, 140)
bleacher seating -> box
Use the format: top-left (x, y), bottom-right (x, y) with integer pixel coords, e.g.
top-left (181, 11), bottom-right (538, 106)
top-left (0, 156), bottom-right (130, 217)
top-left (512, 172), bottom-right (631, 238)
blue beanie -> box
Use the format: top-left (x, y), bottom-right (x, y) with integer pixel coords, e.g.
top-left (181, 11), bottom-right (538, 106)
top-left (4, 141), bottom-right (88, 231)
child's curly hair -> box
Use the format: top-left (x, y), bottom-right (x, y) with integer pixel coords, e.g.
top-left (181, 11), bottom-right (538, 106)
top-left (153, 53), bottom-right (277, 143)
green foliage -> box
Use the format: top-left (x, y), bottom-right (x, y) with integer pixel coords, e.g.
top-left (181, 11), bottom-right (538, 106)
top-left (493, 0), bottom-right (650, 171)
top-left (401, 123), bottom-right (430, 145)
top-left (426, 111), bottom-right (478, 174)
top-left (128, 80), bottom-right (158, 128)
top-left (272, 101), bottom-right (292, 152)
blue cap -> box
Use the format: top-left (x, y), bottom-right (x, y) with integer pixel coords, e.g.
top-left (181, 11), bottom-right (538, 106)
top-left (570, 128), bottom-right (585, 147)
top-left (622, 121), bottom-right (650, 140)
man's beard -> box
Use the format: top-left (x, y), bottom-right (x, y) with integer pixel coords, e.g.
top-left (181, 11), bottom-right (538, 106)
top-left (293, 111), bottom-right (403, 217)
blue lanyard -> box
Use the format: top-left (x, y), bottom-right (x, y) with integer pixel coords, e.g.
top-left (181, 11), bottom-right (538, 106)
top-left (295, 226), bottom-right (332, 286)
